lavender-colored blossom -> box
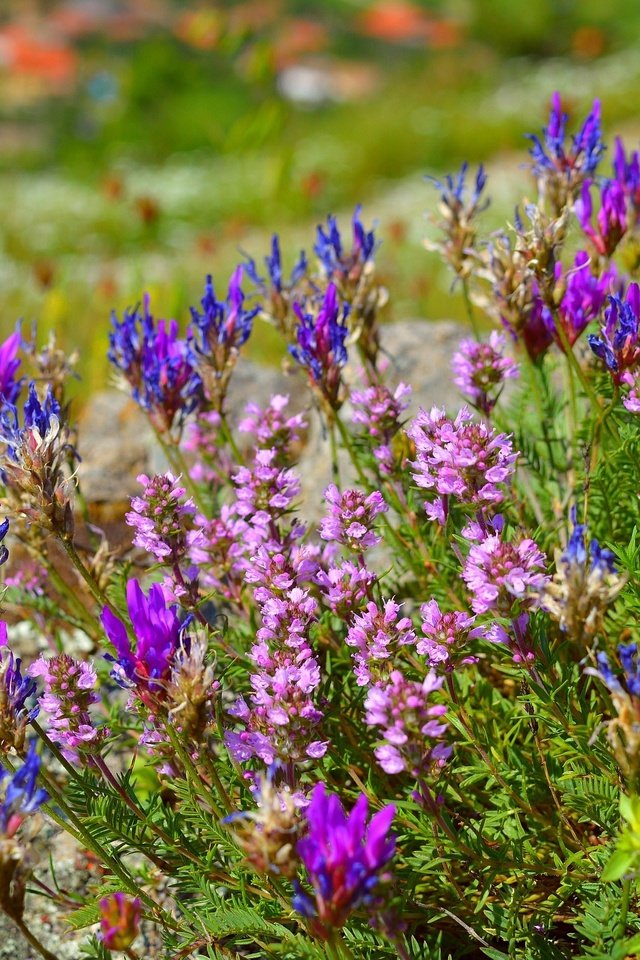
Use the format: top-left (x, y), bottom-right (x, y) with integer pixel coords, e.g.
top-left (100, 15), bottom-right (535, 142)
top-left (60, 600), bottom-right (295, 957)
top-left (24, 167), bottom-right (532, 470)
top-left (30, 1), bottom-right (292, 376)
top-left (126, 472), bottom-right (197, 563)
top-left (543, 509), bottom-right (625, 639)
top-left (462, 533), bottom-right (549, 616)
top-left (574, 179), bottom-right (628, 257)
top-left (417, 599), bottom-right (480, 671)
top-left (28, 654), bottom-right (104, 764)
top-left (0, 742), bottom-right (48, 838)
top-left (364, 669), bottom-right (451, 775)
top-left (101, 579), bottom-right (183, 700)
top-left (452, 332), bottom-right (519, 415)
top-left (316, 561), bottom-right (376, 618)
top-left (320, 484), bottom-right (388, 552)
top-left (351, 382), bottom-right (411, 473)
top-left (189, 503), bottom-right (251, 602)
top-left (0, 331), bottom-right (22, 407)
top-left (526, 92), bottom-right (604, 209)
top-left (109, 295), bottom-right (202, 432)
top-left (233, 448), bottom-right (301, 521)
top-left (588, 282), bottom-right (640, 386)
top-left (346, 599), bottom-right (416, 686)
top-left (292, 782), bottom-right (395, 937)
top-left (289, 284), bottom-right (349, 411)
top-left (482, 612), bottom-right (536, 664)
top-left (238, 394), bottom-right (306, 466)
top-left (408, 406), bottom-right (518, 524)
top-left (0, 621), bottom-right (38, 751)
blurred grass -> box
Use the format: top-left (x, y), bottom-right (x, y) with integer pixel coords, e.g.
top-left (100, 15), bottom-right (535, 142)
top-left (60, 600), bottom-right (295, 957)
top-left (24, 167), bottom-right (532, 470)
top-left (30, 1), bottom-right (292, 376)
top-left (4, 43), bottom-right (640, 403)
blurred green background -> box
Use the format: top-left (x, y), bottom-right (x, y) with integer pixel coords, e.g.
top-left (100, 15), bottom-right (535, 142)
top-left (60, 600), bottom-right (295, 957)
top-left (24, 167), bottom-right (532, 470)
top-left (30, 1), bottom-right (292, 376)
top-left (3, 0), bottom-right (640, 397)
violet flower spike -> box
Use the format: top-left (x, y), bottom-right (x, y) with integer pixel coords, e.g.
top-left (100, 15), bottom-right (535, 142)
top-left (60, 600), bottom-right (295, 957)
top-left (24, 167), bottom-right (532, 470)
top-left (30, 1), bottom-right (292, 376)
top-left (451, 332), bottom-right (519, 415)
top-left (320, 484), bottom-right (388, 552)
top-left (0, 621), bottom-right (39, 752)
top-left (574, 179), bottom-right (628, 257)
top-left (292, 782), bottom-right (396, 937)
top-left (289, 284), bottom-right (349, 412)
top-left (588, 282), bottom-right (640, 388)
top-left (0, 331), bottom-right (22, 408)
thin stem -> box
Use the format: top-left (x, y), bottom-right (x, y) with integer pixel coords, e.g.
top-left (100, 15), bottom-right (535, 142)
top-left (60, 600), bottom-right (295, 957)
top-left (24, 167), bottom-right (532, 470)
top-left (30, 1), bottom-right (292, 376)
top-left (615, 877), bottom-right (631, 940)
top-left (219, 411), bottom-right (243, 465)
top-left (461, 278), bottom-right (481, 340)
top-left (329, 422), bottom-right (340, 484)
top-left (153, 426), bottom-right (209, 516)
top-left (12, 917), bottom-right (59, 960)
top-left (57, 534), bottom-right (116, 616)
top-left (165, 724), bottom-right (224, 820)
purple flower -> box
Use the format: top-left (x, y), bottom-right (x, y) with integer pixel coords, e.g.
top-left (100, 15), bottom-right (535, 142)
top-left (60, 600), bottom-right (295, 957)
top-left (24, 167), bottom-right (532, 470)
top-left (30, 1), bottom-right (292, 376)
top-left (427, 162), bottom-right (488, 220)
top-left (101, 579), bottom-right (184, 702)
top-left (407, 406), bottom-right (518, 524)
top-left (0, 331), bottom-right (22, 407)
top-left (191, 267), bottom-right (258, 354)
top-left (588, 282), bottom-right (640, 385)
top-left (126, 472), bottom-right (197, 563)
top-left (233, 448), bottom-right (301, 521)
top-left (238, 394), bottom-right (306, 466)
top-left (109, 295), bottom-right (202, 432)
top-left (189, 503), bottom-right (251, 602)
top-left (244, 234), bottom-right (308, 300)
top-left (99, 893), bottom-right (142, 951)
top-left (0, 742), bottom-right (48, 838)
top-left (0, 382), bottom-right (61, 461)
top-left (588, 642), bottom-right (640, 778)
top-left (292, 783), bottom-right (395, 937)
top-left (364, 669), bottom-right (451, 775)
top-left (0, 517), bottom-right (8, 567)
top-left (613, 136), bottom-right (640, 216)
top-left (526, 92), bottom-right (604, 209)
top-left (346, 599), bottom-right (416, 687)
top-left (351, 382), bottom-right (411, 473)
top-left (316, 561), bottom-right (376, 618)
top-left (28, 654), bottom-right (104, 764)
top-left (451, 332), bottom-right (519, 415)
top-left (0, 621), bottom-right (39, 751)
top-left (289, 284), bottom-right (349, 412)
top-left (417, 599), bottom-right (480, 671)
top-left (314, 206), bottom-right (377, 282)
top-left (462, 532), bottom-right (549, 616)
top-left (574, 179), bottom-right (628, 256)
top-left (320, 485), bottom-right (388, 552)
top-left (425, 162), bottom-right (488, 277)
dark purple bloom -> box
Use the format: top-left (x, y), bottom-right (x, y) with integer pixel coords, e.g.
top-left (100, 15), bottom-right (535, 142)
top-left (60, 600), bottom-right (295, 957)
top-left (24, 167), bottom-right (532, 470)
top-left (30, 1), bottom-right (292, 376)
top-left (588, 282), bottom-right (640, 383)
top-left (0, 331), bottom-right (22, 408)
top-left (575, 179), bottom-right (628, 256)
top-left (0, 621), bottom-right (39, 751)
top-left (289, 284), bottom-right (349, 411)
top-left (191, 266), bottom-right (258, 354)
top-left (594, 643), bottom-right (640, 698)
top-left (314, 206), bottom-right (378, 281)
top-left (101, 579), bottom-right (183, 700)
top-left (0, 517), bottom-right (8, 566)
top-left (109, 295), bottom-right (202, 432)
top-left (613, 136), bottom-right (640, 216)
top-left (292, 783), bottom-right (396, 937)
top-left (0, 742), bottom-right (48, 838)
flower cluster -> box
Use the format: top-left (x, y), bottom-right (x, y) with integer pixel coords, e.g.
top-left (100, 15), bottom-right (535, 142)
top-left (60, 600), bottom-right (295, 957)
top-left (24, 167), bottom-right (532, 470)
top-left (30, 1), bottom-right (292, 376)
top-left (238, 394), bottom-right (306, 466)
top-left (0, 744), bottom-right (48, 839)
top-left (526, 92), bottom-right (604, 212)
top-left (408, 406), bottom-right (518, 524)
top-left (243, 234), bottom-right (308, 330)
top-left (589, 282), bottom-right (640, 409)
top-left (315, 560), bottom-right (376, 619)
top-left (590, 644), bottom-right (640, 782)
top-left (289, 284), bottom-right (349, 413)
top-left (108, 295), bottom-right (202, 433)
top-left (126, 471), bottom-right (197, 564)
top-left (99, 893), bottom-right (141, 951)
top-left (462, 531), bottom-right (549, 617)
top-left (425, 162), bottom-right (488, 278)
top-left (226, 772), bottom-right (301, 879)
top-left (575, 178), bottom-right (628, 258)
top-left (418, 600), bottom-right (480, 671)
top-left (345, 599), bottom-right (416, 687)
top-left (364, 669), bottom-right (452, 775)
top-left (451, 332), bottom-right (519, 415)
top-left (351, 381), bottom-right (411, 474)
top-left (0, 331), bottom-right (22, 406)
top-left (544, 511), bottom-right (626, 640)
top-left (292, 783), bottom-right (396, 938)
top-left (319, 484), bottom-right (387, 552)
top-left (28, 654), bottom-right (104, 764)
top-left (0, 621), bottom-right (38, 752)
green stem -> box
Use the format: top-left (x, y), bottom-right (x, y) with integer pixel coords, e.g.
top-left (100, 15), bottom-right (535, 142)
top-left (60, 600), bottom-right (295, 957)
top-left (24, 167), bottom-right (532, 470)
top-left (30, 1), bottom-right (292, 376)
top-left (554, 321), bottom-right (613, 430)
top-left (461, 278), bottom-right (481, 339)
top-left (165, 725), bottom-right (224, 821)
top-left (57, 534), bottom-right (116, 616)
top-left (328, 422), bottom-right (340, 484)
top-left (615, 877), bottom-right (631, 940)
top-left (153, 427), bottom-right (209, 517)
top-left (219, 410), bottom-right (244, 465)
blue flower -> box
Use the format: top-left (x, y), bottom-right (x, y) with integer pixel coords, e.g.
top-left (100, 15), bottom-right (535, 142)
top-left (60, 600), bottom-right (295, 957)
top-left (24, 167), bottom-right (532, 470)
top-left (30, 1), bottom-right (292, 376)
top-left (562, 507), bottom-right (615, 576)
top-left (0, 383), bottom-right (61, 462)
top-left (191, 266), bottom-right (259, 354)
top-left (0, 742), bottom-right (48, 837)
top-left (109, 295), bottom-right (203, 432)
top-left (244, 235), bottom-right (308, 297)
top-left (314, 206), bottom-right (378, 280)
top-left (289, 285), bottom-right (349, 410)
top-left (588, 283), bottom-right (640, 380)
top-left (426, 161), bottom-right (488, 214)
top-left (526, 92), bottom-right (604, 180)
top-left (293, 783), bottom-right (396, 937)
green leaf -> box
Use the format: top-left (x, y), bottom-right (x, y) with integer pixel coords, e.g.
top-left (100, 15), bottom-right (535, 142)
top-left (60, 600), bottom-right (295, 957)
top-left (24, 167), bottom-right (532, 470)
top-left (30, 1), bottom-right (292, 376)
top-left (601, 849), bottom-right (637, 882)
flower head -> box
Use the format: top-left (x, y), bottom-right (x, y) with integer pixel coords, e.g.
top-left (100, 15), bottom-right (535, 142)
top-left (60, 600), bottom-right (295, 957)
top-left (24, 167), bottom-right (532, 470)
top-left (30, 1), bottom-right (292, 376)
top-left (613, 136), bottom-right (640, 216)
top-left (0, 622), bottom-right (38, 752)
top-left (289, 284), bottom-right (349, 413)
top-left (243, 234), bottom-right (308, 328)
top-left (320, 484), bottom-right (388, 552)
top-left (526, 92), bottom-right (604, 211)
top-left (543, 509), bottom-right (625, 640)
top-left (28, 654), bottom-right (104, 764)
top-left (101, 579), bottom-right (184, 703)
top-left (425, 162), bottom-right (488, 278)
top-left (126, 471), bottom-right (196, 563)
top-left (417, 600), bottom-right (480, 671)
top-left (315, 206), bottom-right (377, 283)
top-left (109, 295), bottom-right (202, 432)
top-left (575, 179), bottom-right (628, 257)
top-left (345, 599), bottom-right (416, 687)
top-left (364, 669), bottom-right (451, 775)
top-left (99, 893), bottom-right (142, 951)
top-left (451, 332), bottom-right (519, 415)
top-left (407, 406), bottom-right (518, 524)
top-left (225, 771), bottom-right (302, 879)
top-left (462, 532), bottom-right (549, 616)
top-left (0, 743), bottom-right (48, 839)
top-left (589, 643), bottom-right (640, 781)
top-left (292, 783), bottom-right (395, 938)
top-left (238, 394), bottom-right (306, 466)
top-left (588, 283), bottom-right (640, 386)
